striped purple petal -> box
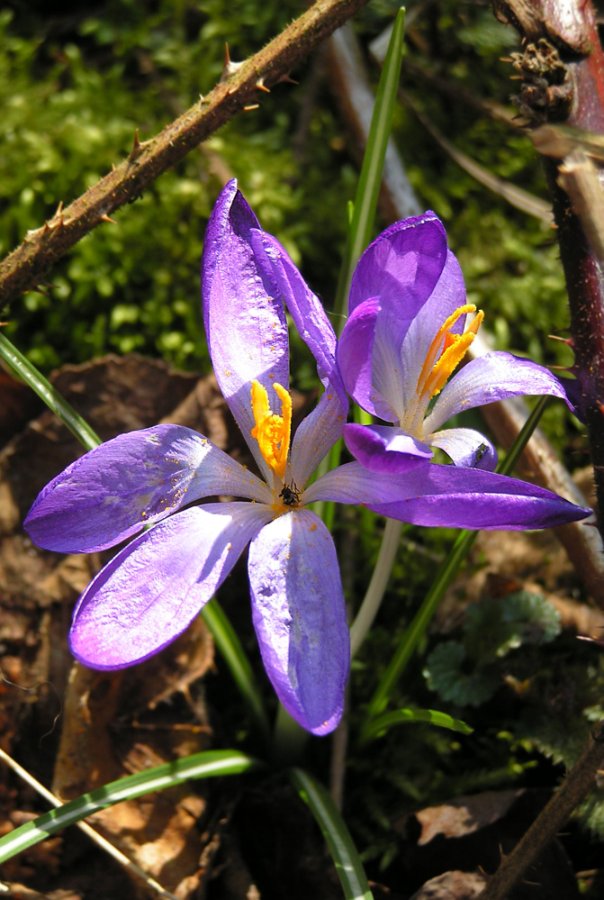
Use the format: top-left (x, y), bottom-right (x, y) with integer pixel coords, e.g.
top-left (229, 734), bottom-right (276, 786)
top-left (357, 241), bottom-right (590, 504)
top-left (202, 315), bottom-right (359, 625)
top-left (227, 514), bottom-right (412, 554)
top-left (25, 425), bottom-right (270, 553)
top-left (250, 229), bottom-right (344, 397)
top-left (70, 502), bottom-right (271, 669)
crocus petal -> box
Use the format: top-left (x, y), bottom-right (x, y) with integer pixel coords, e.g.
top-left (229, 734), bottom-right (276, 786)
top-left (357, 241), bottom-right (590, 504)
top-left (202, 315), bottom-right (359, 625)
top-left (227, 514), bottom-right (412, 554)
top-left (25, 425), bottom-right (271, 553)
top-left (424, 352), bottom-right (572, 434)
top-left (430, 428), bottom-right (498, 471)
top-left (70, 502), bottom-right (272, 669)
top-left (304, 460), bottom-right (591, 530)
top-left (343, 423), bottom-right (433, 474)
top-left (349, 213), bottom-right (448, 318)
top-left (251, 229), bottom-right (344, 398)
top-left (369, 464), bottom-right (591, 531)
top-left (337, 299), bottom-right (401, 422)
top-left (248, 509), bottom-right (349, 735)
top-left (290, 379), bottom-right (347, 488)
top-left (202, 179), bottom-right (289, 477)
top-left (304, 460), bottom-right (421, 506)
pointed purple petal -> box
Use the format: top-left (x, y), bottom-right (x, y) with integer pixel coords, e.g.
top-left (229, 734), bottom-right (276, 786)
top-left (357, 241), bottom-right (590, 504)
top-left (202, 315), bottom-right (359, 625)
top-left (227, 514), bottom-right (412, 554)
top-left (343, 423), bottom-right (432, 474)
top-left (430, 428), bottom-right (498, 470)
top-left (305, 461), bottom-right (591, 529)
top-left (248, 509), bottom-right (349, 735)
top-left (24, 425), bottom-right (271, 553)
top-left (290, 379), bottom-right (347, 488)
top-left (425, 352), bottom-right (571, 434)
top-left (202, 180), bottom-right (289, 476)
top-left (70, 502), bottom-right (272, 669)
top-left (343, 220), bottom-right (466, 422)
top-left (370, 464), bottom-right (592, 530)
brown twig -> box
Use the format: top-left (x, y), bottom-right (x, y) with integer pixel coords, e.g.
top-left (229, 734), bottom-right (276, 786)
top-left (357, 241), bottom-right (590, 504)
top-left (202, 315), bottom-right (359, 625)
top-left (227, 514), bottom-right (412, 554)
top-left (0, 0), bottom-right (369, 306)
top-left (557, 149), bottom-right (604, 266)
top-left (480, 721), bottom-right (604, 899)
top-left (495, 0), bottom-right (604, 546)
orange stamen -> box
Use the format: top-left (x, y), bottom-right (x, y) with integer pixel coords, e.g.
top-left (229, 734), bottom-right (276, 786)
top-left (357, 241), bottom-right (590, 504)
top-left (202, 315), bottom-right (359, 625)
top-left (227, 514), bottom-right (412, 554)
top-left (250, 381), bottom-right (292, 479)
top-left (417, 305), bottom-right (483, 401)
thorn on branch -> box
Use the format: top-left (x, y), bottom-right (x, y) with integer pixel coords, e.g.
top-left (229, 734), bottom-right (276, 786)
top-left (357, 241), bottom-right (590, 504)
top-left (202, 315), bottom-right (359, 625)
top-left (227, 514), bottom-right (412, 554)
top-left (222, 43), bottom-right (244, 81)
top-left (548, 333), bottom-right (573, 344)
top-left (243, 103), bottom-right (260, 112)
top-left (128, 129), bottom-right (151, 162)
top-left (130, 128), bottom-right (142, 160)
top-left (44, 200), bottom-right (70, 233)
top-left (31, 283), bottom-right (54, 297)
top-left (255, 78), bottom-right (270, 93)
top-left (99, 213), bottom-right (117, 225)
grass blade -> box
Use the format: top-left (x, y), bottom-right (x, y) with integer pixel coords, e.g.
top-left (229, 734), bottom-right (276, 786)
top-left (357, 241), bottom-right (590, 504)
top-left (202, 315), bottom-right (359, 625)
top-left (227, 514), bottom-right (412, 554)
top-left (333, 6), bottom-right (407, 325)
top-left (289, 767), bottom-right (374, 900)
top-left (317, 7), bottom-right (407, 530)
top-left (0, 749), bottom-right (260, 863)
top-left (361, 707), bottom-right (473, 744)
top-left (201, 601), bottom-right (271, 744)
top-left (0, 332), bottom-right (101, 451)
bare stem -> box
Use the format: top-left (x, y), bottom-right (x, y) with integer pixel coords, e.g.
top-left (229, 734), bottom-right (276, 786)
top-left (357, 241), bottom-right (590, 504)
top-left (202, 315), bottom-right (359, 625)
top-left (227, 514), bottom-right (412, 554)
top-left (0, 0), bottom-right (369, 305)
top-left (480, 722), bottom-right (604, 899)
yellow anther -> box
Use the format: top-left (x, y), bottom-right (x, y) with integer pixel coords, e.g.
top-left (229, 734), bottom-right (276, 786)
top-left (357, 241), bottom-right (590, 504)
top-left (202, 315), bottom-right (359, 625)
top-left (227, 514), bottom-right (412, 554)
top-left (250, 380), bottom-right (292, 479)
top-left (417, 305), bottom-right (483, 400)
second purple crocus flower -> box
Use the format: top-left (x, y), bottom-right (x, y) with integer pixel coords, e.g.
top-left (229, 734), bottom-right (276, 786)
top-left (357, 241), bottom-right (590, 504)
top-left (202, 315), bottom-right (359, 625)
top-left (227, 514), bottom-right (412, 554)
top-left (25, 183), bottom-right (590, 736)
top-left (337, 212), bottom-right (580, 524)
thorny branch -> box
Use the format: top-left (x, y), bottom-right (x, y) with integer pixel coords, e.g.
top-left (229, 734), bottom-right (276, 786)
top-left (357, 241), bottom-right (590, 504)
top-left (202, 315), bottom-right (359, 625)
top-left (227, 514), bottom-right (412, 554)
top-left (477, 3), bottom-right (604, 896)
top-left (495, 0), bottom-right (604, 547)
top-left (0, 0), bottom-right (368, 306)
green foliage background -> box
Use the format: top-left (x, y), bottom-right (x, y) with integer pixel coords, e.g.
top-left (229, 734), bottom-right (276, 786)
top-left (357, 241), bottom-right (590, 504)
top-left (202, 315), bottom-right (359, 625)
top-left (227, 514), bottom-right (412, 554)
top-left (1, 1), bottom-right (574, 377)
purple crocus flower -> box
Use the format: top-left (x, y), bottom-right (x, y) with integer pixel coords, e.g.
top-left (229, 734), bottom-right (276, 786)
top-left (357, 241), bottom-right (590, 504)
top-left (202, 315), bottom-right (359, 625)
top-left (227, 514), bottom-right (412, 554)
top-left (337, 212), bottom-right (580, 523)
top-left (25, 185), bottom-right (589, 735)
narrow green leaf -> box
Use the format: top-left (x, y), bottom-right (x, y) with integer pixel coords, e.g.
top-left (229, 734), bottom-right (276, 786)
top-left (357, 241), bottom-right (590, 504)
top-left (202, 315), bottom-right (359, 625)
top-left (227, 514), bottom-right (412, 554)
top-left (361, 707), bottom-right (473, 744)
top-left (316, 7), bottom-right (406, 529)
top-left (365, 397), bottom-right (551, 722)
top-left (201, 601), bottom-right (271, 744)
top-left (289, 768), bottom-right (374, 900)
top-left (0, 750), bottom-right (260, 863)
top-left (333, 7), bottom-right (407, 327)
top-left (0, 332), bottom-right (101, 451)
